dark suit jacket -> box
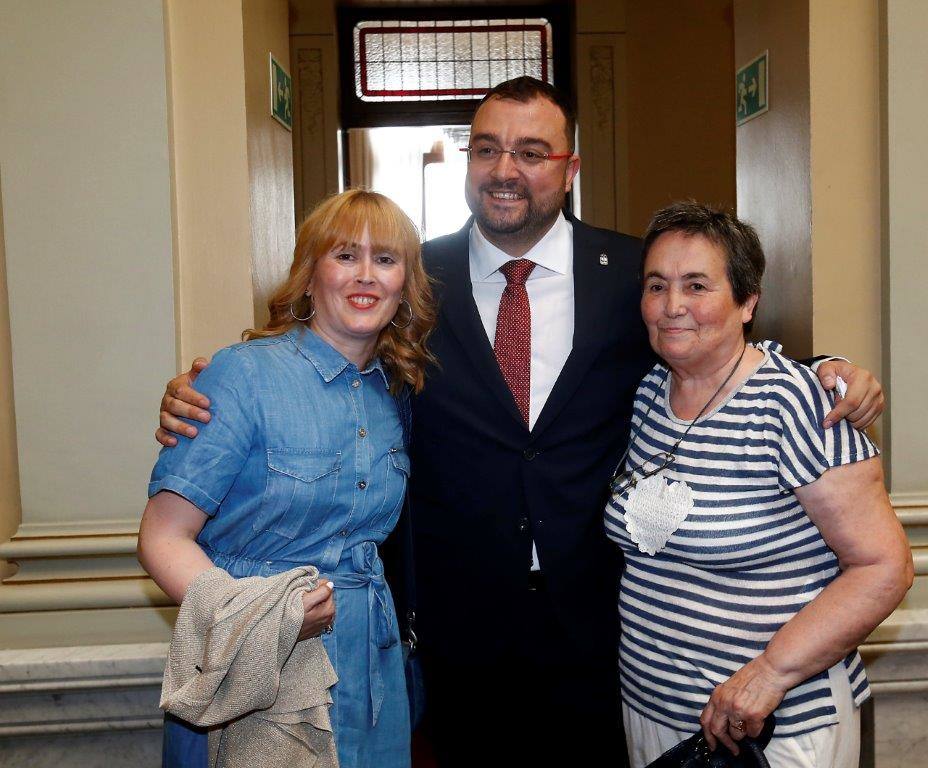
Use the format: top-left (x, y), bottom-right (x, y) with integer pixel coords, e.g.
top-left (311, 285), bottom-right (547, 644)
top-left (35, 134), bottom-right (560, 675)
top-left (408, 215), bottom-right (655, 666)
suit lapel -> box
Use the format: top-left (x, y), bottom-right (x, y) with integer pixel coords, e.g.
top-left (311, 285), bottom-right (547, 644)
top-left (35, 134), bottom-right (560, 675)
top-left (435, 223), bottom-right (526, 428)
top-left (531, 217), bottom-right (620, 436)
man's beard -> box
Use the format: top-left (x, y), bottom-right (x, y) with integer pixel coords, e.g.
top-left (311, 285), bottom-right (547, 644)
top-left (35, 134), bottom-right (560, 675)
top-left (466, 182), bottom-right (565, 241)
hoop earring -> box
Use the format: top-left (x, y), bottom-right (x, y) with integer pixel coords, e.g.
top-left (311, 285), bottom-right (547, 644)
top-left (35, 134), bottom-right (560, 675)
top-left (390, 298), bottom-right (414, 329)
top-left (289, 295), bottom-right (315, 322)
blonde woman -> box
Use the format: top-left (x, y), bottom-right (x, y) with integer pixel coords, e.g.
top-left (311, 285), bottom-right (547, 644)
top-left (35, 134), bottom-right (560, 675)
top-left (139, 190), bottom-right (435, 768)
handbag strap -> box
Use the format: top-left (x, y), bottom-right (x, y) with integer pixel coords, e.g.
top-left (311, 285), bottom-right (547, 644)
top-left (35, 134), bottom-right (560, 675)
top-left (739, 741), bottom-right (771, 768)
top-left (647, 714), bottom-right (776, 768)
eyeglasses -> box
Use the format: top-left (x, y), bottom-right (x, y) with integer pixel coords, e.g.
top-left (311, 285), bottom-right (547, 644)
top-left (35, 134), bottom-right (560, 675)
top-left (459, 144), bottom-right (573, 169)
top-left (611, 451), bottom-right (676, 495)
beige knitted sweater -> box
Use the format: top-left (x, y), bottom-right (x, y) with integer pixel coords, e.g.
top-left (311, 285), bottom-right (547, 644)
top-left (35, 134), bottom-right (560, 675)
top-left (161, 566), bottom-right (339, 768)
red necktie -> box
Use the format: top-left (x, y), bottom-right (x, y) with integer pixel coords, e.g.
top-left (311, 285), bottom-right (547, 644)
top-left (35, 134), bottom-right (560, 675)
top-left (494, 259), bottom-right (536, 425)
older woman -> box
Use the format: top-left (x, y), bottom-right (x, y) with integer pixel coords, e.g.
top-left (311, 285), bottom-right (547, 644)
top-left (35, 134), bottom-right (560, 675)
top-left (605, 202), bottom-right (912, 767)
top-left (138, 189), bottom-right (435, 768)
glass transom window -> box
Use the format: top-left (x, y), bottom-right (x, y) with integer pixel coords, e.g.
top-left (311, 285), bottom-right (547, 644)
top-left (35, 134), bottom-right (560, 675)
top-left (353, 19), bottom-right (554, 102)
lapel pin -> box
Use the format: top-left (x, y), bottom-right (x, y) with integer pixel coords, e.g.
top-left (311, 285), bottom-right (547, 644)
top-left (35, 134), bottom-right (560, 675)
top-left (599, 254), bottom-right (609, 266)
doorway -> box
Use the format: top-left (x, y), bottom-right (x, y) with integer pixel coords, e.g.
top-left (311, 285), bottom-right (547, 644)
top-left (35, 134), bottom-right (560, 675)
top-left (346, 125), bottom-right (471, 239)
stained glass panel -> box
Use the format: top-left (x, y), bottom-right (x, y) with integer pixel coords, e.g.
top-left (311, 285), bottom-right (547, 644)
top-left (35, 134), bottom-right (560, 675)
top-left (354, 18), bottom-right (554, 102)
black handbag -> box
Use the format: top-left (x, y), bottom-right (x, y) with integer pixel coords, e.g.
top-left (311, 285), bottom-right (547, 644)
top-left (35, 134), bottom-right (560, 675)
top-left (646, 715), bottom-right (776, 768)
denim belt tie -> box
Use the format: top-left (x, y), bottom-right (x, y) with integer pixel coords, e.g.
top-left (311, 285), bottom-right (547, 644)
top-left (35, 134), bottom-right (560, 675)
top-left (330, 540), bottom-right (396, 726)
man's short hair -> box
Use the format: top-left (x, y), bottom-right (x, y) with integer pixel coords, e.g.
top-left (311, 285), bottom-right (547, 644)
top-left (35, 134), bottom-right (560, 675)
top-left (477, 76), bottom-right (576, 151)
top-left (641, 201), bottom-right (765, 332)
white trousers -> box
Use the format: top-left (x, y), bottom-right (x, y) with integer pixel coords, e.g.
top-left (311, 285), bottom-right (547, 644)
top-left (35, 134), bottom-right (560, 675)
top-left (623, 665), bottom-right (861, 768)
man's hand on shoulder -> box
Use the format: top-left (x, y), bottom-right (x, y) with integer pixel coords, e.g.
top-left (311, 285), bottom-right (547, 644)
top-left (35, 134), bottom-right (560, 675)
top-left (816, 359), bottom-right (884, 430)
top-left (156, 357), bottom-right (212, 446)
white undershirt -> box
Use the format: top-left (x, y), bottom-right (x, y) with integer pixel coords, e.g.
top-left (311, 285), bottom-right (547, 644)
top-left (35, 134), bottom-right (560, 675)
top-left (469, 212), bottom-right (575, 569)
top-left (469, 212), bottom-right (575, 428)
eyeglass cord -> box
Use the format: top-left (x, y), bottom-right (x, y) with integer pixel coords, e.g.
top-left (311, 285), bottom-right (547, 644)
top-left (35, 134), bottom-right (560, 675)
top-left (611, 342), bottom-right (748, 485)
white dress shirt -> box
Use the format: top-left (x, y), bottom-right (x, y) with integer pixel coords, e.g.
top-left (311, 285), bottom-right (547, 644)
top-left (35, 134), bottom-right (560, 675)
top-left (469, 212), bottom-right (575, 571)
top-left (469, 212), bottom-right (575, 429)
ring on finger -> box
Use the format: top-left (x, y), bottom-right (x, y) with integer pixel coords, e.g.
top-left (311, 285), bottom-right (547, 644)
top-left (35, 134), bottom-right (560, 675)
top-left (729, 718), bottom-right (745, 732)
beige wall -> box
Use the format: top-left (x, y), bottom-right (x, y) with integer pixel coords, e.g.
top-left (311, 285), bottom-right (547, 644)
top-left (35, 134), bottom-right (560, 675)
top-left (289, 0), bottom-right (336, 37)
top-left (243, 0), bottom-right (296, 328)
top-left (868, 4), bottom-right (928, 755)
top-left (575, 0), bottom-right (736, 236)
top-left (0, 179), bottom-right (19, 577)
top-left (809, 0), bottom-right (882, 412)
top-left (289, 0), bottom-right (347, 220)
top-left (0, 0), bottom-right (178, 650)
top-left (624, 0), bottom-right (737, 236)
top-left (735, 5), bottom-right (928, 759)
top-left (166, 0), bottom-right (256, 363)
top-left (0, 1), bottom-right (176, 536)
top-left (883, 0), bottom-right (928, 496)
top-left (736, 0), bottom-right (883, 376)
top-left (575, 3), bottom-right (630, 231)
top-left (291, 33), bottom-right (342, 221)
top-left (735, 0), bottom-right (813, 358)
top-left (169, 0), bottom-right (297, 350)
top-left (0, 0), bottom-right (295, 650)
top-left (735, 0), bottom-right (883, 413)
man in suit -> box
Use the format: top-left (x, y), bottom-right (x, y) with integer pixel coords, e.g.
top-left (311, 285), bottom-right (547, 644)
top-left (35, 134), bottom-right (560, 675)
top-left (156, 77), bottom-right (884, 766)
top-left (407, 78), bottom-right (650, 766)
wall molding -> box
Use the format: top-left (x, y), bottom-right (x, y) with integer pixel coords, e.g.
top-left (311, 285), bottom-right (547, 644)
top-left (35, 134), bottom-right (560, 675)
top-left (0, 493), bottom-right (920, 633)
top-left (575, 33), bottom-right (630, 233)
top-left (290, 34), bottom-right (339, 222)
top-left (869, 680), bottom-right (928, 694)
top-left (0, 531), bottom-right (168, 612)
top-left (0, 534), bottom-right (137, 559)
top-left (10, 520), bottom-right (140, 538)
top-left (913, 551), bottom-right (928, 575)
top-left (892, 492), bottom-right (928, 506)
top-left (0, 532), bottom-right (160, 608)
top-left (893, 492), bottom-right (928, 525)
top-left (0, 528), bottom-right (173, 646)
top-left (0, 579), bottom-right (170, 612)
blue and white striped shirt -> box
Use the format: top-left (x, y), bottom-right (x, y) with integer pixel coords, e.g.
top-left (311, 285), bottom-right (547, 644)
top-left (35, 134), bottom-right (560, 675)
top-left (604, 341), bottom-right (878, 736)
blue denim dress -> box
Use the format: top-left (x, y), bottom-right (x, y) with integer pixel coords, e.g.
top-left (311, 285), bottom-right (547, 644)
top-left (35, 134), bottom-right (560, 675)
top-left (150, 327), bottom-right (410, 768)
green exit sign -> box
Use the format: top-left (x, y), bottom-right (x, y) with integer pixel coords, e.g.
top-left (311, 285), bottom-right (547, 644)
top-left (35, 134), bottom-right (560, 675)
top-left (270, 54), bottom-right (292, 131)
top-left (736, 51), bottom-right (768, 126)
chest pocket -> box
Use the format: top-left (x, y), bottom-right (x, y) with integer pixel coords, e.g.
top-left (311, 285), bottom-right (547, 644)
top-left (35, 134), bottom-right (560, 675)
top-left (370, 447), bottom-right (410, 533)
top-left (256, 448), bottom-right (342, 539)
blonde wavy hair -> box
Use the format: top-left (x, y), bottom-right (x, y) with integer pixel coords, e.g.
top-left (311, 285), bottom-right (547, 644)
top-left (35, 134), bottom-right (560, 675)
top-left (244, 189), bottom-right (436, 394)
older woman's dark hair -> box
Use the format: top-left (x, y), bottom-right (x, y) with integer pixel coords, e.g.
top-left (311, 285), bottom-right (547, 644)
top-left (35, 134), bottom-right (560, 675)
top-left (641, 201), bottom-right (765, 332)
